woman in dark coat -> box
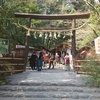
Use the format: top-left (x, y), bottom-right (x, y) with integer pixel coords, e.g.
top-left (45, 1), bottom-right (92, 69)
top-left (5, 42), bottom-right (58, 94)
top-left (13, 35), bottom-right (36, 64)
top-left (29, 52), bottom-right (37, 70)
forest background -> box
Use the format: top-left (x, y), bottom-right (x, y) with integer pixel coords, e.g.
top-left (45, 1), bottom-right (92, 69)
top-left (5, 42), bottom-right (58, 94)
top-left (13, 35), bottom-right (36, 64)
top-left (0, 0), bottom-right (100, 51)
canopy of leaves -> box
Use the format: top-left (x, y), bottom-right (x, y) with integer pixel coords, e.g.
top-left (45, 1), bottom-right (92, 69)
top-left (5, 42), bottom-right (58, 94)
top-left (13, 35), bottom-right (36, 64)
top-left (0, 0), bottom-right (100, 51)
top-left (0, 0), bottom-right (42, 50)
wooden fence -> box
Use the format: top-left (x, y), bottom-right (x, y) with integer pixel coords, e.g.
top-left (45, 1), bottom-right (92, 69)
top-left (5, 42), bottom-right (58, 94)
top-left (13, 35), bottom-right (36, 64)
top-left (0, 57), bottom-right (24, 74)
top-left (75, 59), bottom-right (100, 74)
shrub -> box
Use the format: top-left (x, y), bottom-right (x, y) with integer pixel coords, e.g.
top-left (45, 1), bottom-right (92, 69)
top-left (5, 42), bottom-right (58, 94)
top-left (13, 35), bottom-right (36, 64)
top-left (81, 57), bottom-right (100, 87)
top-left (0, 61), bottom-right (14, 80)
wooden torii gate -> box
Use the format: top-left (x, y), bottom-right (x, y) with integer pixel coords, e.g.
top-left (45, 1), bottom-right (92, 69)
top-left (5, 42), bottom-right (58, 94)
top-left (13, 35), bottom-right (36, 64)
top-left (14, 13), bottom-right (90, 71)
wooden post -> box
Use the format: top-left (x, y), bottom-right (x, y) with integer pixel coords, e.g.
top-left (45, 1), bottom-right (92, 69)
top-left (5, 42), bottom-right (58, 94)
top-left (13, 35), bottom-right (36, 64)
top-left (71, 19), bottom-right (76, 71)
top-left (24, 17), bottom-right (31, 71)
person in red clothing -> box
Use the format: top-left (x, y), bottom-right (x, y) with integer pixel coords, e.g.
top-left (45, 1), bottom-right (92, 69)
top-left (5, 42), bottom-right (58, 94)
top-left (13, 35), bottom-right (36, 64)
top-left (64, 53), bottom-right (70, 71)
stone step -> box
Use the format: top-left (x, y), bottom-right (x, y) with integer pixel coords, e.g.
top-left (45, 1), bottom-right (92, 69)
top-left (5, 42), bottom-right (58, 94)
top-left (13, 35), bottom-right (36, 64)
top-left (0, 97), bottom-right (100, 100)
top-left (0, 90), bottom-right (100, 99)
top-left (9, 81), bottom-right (86, 87)
top-left (0, 85), bottom-right (100, 93)
top-left (1, 68), bottom-right (99, 100)
top-left (0, 85), bottom-right (100, 99)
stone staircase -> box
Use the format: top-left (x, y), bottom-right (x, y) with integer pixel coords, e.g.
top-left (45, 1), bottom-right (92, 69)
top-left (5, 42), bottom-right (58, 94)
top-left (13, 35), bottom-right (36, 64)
top-left (0, 82), bottom-right (100, 100)
top-left (0, 68), bottom-right (100, 100)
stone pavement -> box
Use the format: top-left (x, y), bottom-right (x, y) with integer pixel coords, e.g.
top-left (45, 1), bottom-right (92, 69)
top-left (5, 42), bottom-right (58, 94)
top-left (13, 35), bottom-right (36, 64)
top-left (0, 64), bottom-right (100, 100)
top-left (8, 66), bottom-right (85, 86)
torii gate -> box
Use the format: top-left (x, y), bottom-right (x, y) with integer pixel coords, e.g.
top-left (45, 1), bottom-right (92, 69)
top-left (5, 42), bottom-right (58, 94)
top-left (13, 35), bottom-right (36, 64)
top-left (14, 13), bottom-right (90, 71)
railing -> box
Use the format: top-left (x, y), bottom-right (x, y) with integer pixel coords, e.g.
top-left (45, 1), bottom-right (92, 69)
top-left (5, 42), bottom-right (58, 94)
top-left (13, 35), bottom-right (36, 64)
top-left (75, 59), bottom-right (100, 74)
top-left (0, 57), bottom-right (24, 74)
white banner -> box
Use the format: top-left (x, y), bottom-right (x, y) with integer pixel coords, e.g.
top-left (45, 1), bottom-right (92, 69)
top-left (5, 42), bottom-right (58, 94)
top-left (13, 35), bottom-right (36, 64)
top-left (94, 36), bottom-right (100, 54)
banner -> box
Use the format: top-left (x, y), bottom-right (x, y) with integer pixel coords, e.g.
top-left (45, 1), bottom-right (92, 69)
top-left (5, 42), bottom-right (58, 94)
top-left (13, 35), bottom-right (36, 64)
top-left (0, 38), bottom-right (9, 54)
top-left (94, 36), bottom-right (100, 54)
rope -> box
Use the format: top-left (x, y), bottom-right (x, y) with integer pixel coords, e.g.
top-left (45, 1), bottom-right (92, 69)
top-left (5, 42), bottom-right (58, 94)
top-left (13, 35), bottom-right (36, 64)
top-left (14, 20), bottom-right (89, 33)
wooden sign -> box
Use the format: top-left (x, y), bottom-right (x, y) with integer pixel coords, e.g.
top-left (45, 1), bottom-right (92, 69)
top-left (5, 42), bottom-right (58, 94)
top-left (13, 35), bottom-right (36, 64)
top-left (94, 36), bottom-right (100, 54)
top-left (0, 38), bottom-right (9, 54)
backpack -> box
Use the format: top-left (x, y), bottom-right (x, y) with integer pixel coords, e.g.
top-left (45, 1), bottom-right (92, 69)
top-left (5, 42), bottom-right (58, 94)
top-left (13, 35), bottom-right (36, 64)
top-left (66, 57), bottom-right (70, 64)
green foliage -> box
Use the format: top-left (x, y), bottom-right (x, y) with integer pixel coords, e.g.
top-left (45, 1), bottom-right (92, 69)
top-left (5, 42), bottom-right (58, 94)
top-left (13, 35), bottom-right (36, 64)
top-left (1, 0), bottom-right (99, 50)
top-left (30, 32), bottom-right (43, 48)
top-left (71, 0), bottom-right (88, 12)
top-left (0, 0), bottom-right (43, 50)
top-left (81, 57), bottom-right (100, 87)
top-left (74, 0), bottom-right (100, 48)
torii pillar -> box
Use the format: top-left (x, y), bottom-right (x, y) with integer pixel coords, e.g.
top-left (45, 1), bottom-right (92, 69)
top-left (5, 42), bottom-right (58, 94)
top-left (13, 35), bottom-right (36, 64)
top-left (72, 19), bottom-right (76, 71)
top-left (24, 17), bottom-right (31, 71)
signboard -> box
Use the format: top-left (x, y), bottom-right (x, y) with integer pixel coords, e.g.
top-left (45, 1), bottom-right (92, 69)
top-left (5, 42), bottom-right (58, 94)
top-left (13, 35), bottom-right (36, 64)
top-left (0, 39), bottom-right (9, 54)
top-left (16, 45), bottom-right (34, 49)
top-left (16, 45), bottom-right (26, 48)
top-left (94, 36), bottom-right (100, 54)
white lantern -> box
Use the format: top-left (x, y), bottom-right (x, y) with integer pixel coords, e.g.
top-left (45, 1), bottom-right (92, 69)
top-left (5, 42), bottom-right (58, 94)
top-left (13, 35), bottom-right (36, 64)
top-left (39, 32), bottom-right (42, 37)
top-left (58, 32), bottom-right (60, 37)
top-left (49, 32), bottom-right (52, 38)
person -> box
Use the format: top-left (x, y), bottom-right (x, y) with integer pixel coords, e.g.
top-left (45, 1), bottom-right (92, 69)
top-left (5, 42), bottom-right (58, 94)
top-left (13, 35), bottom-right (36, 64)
top-left (55, 53), bottom-right (60, 66)
top-left (60, 51), bottom-right (66, 64)
top-left (64, 53), bottom-right (70, 71)
top-left (36, 52), bottom-right (43, 71)
top-left (29, 51), bottom-right (37, 70)
top-left (11, 49), bottom-right (16, 58)
top-left (48, 53), bottom-right (55, 69)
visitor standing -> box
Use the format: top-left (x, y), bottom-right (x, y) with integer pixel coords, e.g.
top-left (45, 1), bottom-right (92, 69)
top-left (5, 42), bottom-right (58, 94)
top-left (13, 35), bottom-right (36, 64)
top-left (36, 52), bottom-right (43, 71)
top-left (29, 52), bottom-right (37, 70)
top-left (48, 53), bottom-right (55, 69)
top-left (64, 53), bottom-right (70, 71)
top-left (55, 53), bottom-right (60, 66)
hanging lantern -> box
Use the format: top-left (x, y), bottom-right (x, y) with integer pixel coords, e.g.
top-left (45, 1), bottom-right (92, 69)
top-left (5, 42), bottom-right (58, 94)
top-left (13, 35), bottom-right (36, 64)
top-left (27, 30), bottom-right (30, 36)
top-left (39, 32), bottom-right (42, 37)
top-left (58, 32), bottom-right (60, 37)
top-left (49, 32), bottom-right (52, 38)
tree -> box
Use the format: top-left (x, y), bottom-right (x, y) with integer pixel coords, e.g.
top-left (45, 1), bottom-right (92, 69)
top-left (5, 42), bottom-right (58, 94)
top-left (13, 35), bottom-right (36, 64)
top-left (82, 0), bottom-right (100, 47)
top-left (1, 0), bottom-right (97, 50)
top-left (0, 0), bottom-right (42, 50)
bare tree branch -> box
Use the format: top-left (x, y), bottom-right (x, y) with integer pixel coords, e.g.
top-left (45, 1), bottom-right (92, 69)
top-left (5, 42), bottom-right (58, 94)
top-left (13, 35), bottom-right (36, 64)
top-left (84, 0), bottom-right (100, 18)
